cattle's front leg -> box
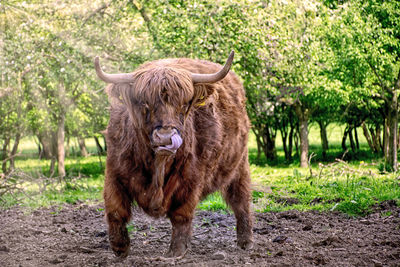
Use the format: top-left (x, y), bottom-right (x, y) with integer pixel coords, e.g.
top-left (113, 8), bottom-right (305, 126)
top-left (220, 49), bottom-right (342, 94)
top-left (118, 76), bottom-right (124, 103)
top-left (166, 214), bottom-right (193, 257)
top-left (103, 175), bottom-right (132, 258)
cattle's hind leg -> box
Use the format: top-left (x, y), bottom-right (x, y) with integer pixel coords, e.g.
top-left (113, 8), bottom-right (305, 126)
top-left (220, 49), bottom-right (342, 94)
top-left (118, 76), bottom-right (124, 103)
top-left (222, 158), bottom-right (253, 250)
top-left (103, 174), bottom-right (132, 258)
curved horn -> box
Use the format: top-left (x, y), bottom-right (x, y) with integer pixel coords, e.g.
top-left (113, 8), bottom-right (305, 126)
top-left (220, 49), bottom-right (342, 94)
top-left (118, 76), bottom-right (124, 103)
top-left (94, 57), bottom-right (135, 84)
top-left (191, 51), bottom-right (234, 84)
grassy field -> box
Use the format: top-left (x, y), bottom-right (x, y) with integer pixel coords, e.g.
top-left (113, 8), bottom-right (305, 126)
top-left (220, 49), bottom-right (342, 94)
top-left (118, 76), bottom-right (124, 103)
top-left (1, 123), bottom-right (399, 216)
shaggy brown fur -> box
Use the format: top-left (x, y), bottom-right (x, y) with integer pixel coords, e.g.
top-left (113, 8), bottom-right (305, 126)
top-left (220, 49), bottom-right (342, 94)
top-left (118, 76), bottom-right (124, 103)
top-left (102, 57), bottom-right (253, 258)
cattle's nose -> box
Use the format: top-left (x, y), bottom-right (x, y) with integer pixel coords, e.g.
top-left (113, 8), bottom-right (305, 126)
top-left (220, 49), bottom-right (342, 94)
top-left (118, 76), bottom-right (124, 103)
top-left (152, 127), bottom-right (178, 145)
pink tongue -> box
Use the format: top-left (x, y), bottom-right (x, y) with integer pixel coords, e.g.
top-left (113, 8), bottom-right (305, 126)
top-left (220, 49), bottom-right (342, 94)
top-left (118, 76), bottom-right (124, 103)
top-left (158, 133), bottom-right (183, 153)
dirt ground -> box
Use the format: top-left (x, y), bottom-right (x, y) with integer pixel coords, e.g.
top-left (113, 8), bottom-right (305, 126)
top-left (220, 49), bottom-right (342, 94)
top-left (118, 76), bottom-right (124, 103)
top-left (0, 201), bottom-right (399, 267)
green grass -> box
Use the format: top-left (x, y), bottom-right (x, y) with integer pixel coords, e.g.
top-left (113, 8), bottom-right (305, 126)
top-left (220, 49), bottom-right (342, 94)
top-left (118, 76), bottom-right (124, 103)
top-left (198, 192), bottom-right (228, 212)
top-left (1, 124), bottom-right (399, 216)
top-left (195, 161), bottom-right (400, 216)
top-left (1, 155), bottom-right (105, 209)
top-left (251, 162), bottom-right (400, 216)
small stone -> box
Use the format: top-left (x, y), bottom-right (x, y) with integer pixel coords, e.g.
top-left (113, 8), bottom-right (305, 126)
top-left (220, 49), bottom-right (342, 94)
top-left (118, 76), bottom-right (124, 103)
top-left (95, 230), bottom-right (107, 237)
top-left (275, 251), bottom-right (284, 257)
top-left (211, 251), bottom-right (227, 260)
top-left (272, 235), bottom-right (288, 243)
top-left (0, 245), bottom-right (10, 252)
top-left (48, 258), bottom-right (63, 264)
top-left (371, 259), bottom-right (383, 267)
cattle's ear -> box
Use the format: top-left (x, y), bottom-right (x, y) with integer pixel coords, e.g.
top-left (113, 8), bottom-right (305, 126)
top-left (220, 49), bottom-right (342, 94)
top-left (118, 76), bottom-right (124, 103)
top-left (192, 83), bottom-right (217, 107)
top-left (105, 83), bottom-right (131, 104)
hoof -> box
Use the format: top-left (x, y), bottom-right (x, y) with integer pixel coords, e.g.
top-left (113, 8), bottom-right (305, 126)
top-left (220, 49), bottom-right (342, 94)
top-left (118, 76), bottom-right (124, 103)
top-left (238, 239), bottom-right (253, 250)
top-left (166, 239), bottom-right (188, 258)
top-left (112, 244), bottom-right (130, 258)
top-left (165, 248), bottom-right (188, 258)
top-left (109, 226), bottom-right (130, 258)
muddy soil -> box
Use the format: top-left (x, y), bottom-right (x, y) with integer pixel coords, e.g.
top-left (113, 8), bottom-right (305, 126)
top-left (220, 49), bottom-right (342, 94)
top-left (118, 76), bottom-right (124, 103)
top-left (0, 202), bottom-right (399, 267)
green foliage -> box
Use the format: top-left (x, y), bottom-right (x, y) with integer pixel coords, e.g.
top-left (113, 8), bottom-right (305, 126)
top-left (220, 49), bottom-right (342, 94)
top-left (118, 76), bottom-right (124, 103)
top-left (2, 0), bottom-right (400, 213)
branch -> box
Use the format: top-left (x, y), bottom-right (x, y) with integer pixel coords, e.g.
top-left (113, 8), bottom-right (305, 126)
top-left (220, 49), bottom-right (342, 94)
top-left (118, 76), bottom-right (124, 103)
top-left (130, 1), bottom-right (151, 24)
top-left (1, 153), bottom-right (21, 164)
top-left (130, 0), bottom-right (161, 51)
top-left (363, 51), bottom-right (389, 100)
top-left (71, 83), bottom-right (81, 102)
top-left (394, 65), bottom-right (400, 91)
top-left (0, 87), bottom-right (13, 99)
top-left (307, 152), bottom-right (316, 179)
top-left (81, 2), bottom-right (111, 27)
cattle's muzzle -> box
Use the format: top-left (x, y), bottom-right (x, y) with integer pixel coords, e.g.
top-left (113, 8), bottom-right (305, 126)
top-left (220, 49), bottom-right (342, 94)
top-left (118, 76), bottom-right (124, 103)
top-left (152, 127), bottom-right (183, 154)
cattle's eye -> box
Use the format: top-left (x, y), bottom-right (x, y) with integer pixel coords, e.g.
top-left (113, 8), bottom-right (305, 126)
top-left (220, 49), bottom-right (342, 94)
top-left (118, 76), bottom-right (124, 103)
top-left (181, 104), bottom-right (189, 113)
top-left (140, 103), bottom-right (151, 121)
top-left (179, 104), bottom-right (189, 122)
top-left (139, 102), bottom-right (149, 111)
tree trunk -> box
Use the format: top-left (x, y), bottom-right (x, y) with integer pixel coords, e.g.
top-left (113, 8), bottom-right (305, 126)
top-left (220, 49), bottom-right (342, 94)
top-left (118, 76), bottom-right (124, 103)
top-left (262, 126), bottom-right (277, 161)
top-left (288, 125), bottom-right (294, 162)
top-left (38, 132), bottom-right (53, 159)
top-left (294, 128), bottom-right (299, 158)
top-left (255, 134), bottom-right (262, 161)
top-left (298, 118), bottom-right (309, 167)
top-left (354, 127), bottom-right (360, 150)
top-left (383, 118), bottom-right (390, 160)
top-left (362, 122), bottom-right (376, 153)
top-left (9, 133), bottom-right (21, 170)
top-left (253, 130), bottom-right (263, 161)
top-left (294, 104), bottom-right (309, 168)
top-left (49, 158), bottom-right (56, 176)
top-left (318, 121), bottom-right (329, 160)
top-left (341, 126), bottom-right (348, 151)
top-left (377, 126), bottom-right (383, 152)
top-left (348, 125), bottom-right (356, 152)
top-left (65, 137), bottom-right (70, 157)
top-left (78, 137), bottom-right (88, 157)
top-left (1, 137), bottom-right (11, 174)
top-left (57, 114), bottom-right (66, 178)
top-left (369, 125), bottom-right (381, 153)
top-left (38, 143), bottom-right (42, 158)
top-left (94, 136), bottom-right (104, 154)
top-left (386, 93), bottom-right (398, 171)
top-left (103, 135), bottom-right (107, 152)
top-left (280, 127), bottom-right (289, 161)
top-left (397, 126), bottom-right (400, 150)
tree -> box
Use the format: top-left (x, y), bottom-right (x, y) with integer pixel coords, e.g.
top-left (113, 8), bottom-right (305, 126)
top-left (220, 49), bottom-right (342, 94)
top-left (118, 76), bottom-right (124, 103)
top-left (0, 2), bottom-right (30, 173)
top-left (255, 0), bottom-right (342, 167)
top-left (325, 0), bottom-right (400, 170)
